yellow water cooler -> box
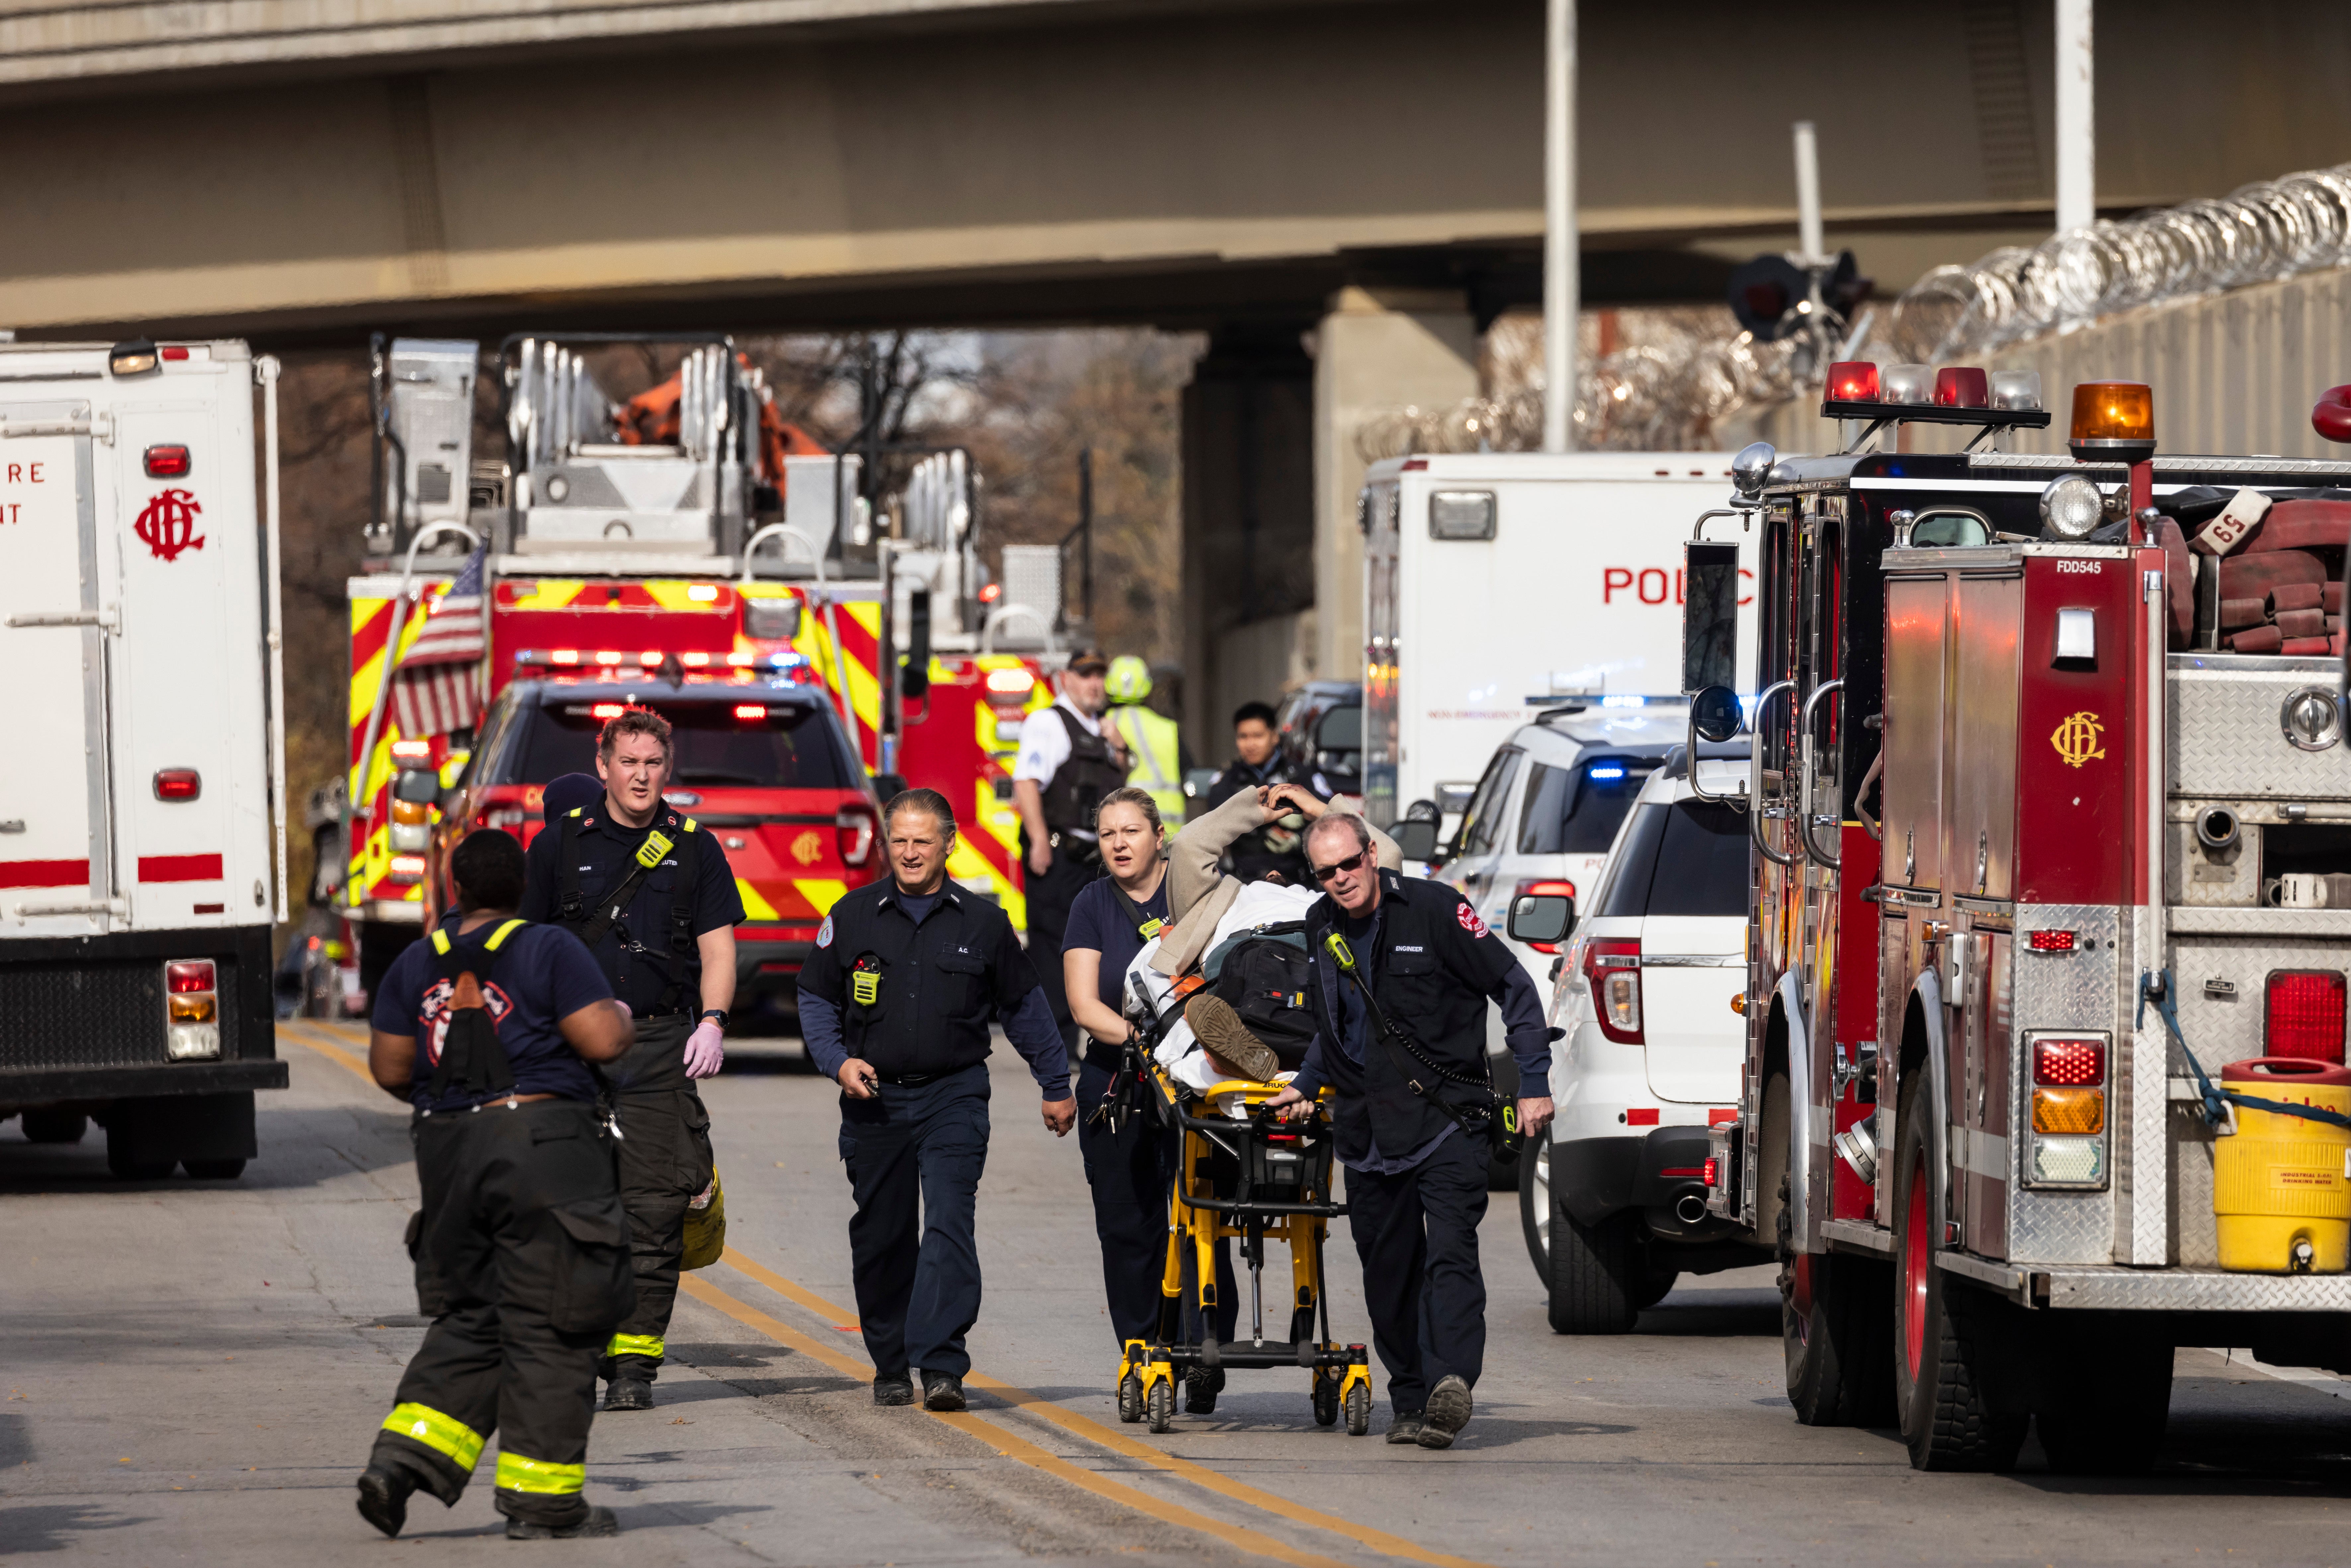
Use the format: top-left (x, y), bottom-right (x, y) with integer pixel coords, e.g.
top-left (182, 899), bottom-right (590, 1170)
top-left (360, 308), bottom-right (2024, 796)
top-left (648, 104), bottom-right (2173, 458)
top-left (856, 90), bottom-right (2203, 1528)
top-left (2215, 1057), bottom-right (2351, 1274)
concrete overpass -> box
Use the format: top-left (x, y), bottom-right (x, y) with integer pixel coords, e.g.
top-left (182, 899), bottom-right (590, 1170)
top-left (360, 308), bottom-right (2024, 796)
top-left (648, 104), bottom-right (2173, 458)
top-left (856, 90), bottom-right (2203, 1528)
top-left (10, 0), bottom-right (2351, 735)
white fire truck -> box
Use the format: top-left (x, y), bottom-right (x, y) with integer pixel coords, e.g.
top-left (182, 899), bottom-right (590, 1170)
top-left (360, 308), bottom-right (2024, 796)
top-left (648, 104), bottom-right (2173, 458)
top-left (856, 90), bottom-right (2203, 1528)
top-left (1357, 452), bottom-right (1756, 831)
top-left (1645, 366), bottom-right (2351, 1472)
top-left (0, 338), bottom-right (289, 1178)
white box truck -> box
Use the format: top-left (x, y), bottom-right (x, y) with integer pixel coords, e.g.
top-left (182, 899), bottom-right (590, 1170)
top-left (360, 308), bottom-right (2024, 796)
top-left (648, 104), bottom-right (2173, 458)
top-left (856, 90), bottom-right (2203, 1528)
top-left (1359, 451), bottom-right (1759, 827)
top-left (0, 338), bottom-right (289, 1178)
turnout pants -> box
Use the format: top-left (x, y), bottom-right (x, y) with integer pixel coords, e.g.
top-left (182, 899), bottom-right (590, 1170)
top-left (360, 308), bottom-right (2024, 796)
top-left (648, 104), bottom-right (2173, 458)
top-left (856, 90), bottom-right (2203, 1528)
top-left (601, 1014), bottom-right (717, 1383)
top-left (839, 1063), bottom-right (991, 1379)
top-left (368, 1098), bottom-right (634, 1529)
top-left (1075, 1054), bottom-right (1236, 1348)
top-left (1342, 1130), bottom-right (1489, 1417)
top-left (1022, 838), bottom-right (1096, 1053)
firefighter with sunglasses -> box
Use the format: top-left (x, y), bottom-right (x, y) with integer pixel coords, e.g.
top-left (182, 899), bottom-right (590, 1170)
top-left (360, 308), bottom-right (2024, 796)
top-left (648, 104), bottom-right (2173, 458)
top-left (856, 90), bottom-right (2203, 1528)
top-left (356, 828), bottom-right (636, 1540)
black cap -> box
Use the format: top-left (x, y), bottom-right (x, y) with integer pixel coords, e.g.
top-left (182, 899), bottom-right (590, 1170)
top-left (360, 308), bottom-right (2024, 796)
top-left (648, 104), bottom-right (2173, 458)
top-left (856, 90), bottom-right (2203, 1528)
top-left (541, 772), bottom-right (603, 820)
top-left (1066, 646), bottom-right (1109, 675)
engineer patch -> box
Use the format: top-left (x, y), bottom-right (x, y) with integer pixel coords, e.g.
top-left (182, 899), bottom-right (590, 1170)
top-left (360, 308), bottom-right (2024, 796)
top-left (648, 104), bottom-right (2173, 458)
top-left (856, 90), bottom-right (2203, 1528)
top-left (816, 915), bottom-right (834, 949)
top-left (1457, 905), bottom-right (1488, 938)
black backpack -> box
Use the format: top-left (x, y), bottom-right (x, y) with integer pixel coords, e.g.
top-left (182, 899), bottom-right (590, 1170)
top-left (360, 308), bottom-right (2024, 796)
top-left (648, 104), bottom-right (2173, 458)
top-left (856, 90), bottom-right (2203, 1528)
top-left (1201, 921), bottom-right (1317, 1071)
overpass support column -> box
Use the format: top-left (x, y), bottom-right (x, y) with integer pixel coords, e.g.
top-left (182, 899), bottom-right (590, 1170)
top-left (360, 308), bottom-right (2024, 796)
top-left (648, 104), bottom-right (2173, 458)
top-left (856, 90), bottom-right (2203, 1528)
top-left (1182, 324), bottom-right (1317, 750)
top-left (1311, 287), bottom-right (1478, 704)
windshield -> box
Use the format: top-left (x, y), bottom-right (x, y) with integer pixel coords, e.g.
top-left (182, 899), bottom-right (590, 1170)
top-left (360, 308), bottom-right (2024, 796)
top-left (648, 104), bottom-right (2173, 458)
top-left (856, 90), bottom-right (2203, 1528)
top-left (1592, 798), bottom-right (1749, 919)
top-left (511, 701), bottom-right (854, 789)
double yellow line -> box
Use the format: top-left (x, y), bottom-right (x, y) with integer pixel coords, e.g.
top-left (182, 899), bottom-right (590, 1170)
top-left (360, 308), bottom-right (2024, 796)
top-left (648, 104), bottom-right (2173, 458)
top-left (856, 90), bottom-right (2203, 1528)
top-left (277, 1020), bottom-right (1496, 1568)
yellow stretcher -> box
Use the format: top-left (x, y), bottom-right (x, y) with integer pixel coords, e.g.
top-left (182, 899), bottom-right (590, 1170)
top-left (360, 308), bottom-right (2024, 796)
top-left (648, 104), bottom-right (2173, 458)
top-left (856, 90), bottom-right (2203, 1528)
top-left (1113, 1054), bottom-right (1373, 1436)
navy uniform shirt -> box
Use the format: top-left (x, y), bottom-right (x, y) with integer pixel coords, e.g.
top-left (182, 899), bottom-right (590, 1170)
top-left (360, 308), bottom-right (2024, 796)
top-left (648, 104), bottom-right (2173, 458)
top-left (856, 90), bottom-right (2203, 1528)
top-left (371, 919), bottom-right (612, 1113)
top-left (797, 879), bottom-right (1069, 1094)
top-left (519, 801), bottom-right (745, 1015)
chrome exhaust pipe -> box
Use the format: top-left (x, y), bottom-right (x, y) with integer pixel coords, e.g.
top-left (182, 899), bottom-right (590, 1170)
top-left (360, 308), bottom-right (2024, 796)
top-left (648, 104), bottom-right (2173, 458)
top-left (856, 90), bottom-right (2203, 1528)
top-left (1674, 1193), bottom-right (1709, 1225)
top-left (1833, 1118), bottom-right (1879, 1187)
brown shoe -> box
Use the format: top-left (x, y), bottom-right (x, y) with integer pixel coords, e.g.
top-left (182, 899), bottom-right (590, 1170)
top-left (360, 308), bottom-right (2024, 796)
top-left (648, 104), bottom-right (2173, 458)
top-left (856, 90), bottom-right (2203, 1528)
top-left (1185, 993), bottom-right (1281, 1083)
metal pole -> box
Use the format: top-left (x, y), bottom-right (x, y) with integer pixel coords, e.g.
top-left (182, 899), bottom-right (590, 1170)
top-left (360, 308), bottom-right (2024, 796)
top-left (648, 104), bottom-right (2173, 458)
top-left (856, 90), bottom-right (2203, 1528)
top-left (1078, 448), bottom-right (1094, 625)
top-left (2056, 0), bottom-right (2094, 232)
top-left (1542, 0), bottom-right (1577, 453)
top-left (1792, 121), bottom-right (1824, 264)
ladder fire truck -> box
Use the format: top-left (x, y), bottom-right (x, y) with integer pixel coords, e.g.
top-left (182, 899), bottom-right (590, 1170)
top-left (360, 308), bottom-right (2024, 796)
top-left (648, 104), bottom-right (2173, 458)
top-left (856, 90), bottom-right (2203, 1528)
top-left (1655, 366), bottom-right (2351, 1473)
top-left (338, 335), bottom-right (1053, 1009)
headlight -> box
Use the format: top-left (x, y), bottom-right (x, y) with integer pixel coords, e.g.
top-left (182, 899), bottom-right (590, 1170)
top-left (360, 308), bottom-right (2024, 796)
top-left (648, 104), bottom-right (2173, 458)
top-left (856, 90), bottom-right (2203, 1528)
top-left (2038, 475), bottom-right (2105, 540)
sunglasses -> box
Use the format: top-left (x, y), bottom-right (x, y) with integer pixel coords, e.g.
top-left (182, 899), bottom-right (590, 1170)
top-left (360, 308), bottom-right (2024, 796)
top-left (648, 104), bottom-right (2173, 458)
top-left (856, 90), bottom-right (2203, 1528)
top-left (1309, 849), bottom-right (1368, 884)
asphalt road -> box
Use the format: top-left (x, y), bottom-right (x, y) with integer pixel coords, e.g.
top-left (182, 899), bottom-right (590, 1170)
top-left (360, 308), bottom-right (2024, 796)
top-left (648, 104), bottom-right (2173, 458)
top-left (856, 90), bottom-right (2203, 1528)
top-left (7, 1026), bottom-right (2351, 1566)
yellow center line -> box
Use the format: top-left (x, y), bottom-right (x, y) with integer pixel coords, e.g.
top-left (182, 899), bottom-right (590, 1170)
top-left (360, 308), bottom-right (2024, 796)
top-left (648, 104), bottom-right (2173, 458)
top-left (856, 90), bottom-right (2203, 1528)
top-left (713, 1251), bottom-right (1498, 1568)
top-left (277, 1021), bottom-right (378, 1087)
top-left (678, 1272), bottom-right (1353, 1568)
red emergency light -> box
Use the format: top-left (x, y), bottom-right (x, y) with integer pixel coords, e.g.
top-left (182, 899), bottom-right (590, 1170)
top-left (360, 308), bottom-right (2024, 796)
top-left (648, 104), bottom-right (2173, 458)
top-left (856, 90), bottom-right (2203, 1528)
top-left (2028, 929), bottom-right (2076, 952)
top-left (390, 738), bottom-right (432, 767)
top-left (784, 663), bottom-right (821, 687)
top-left (591, 703), bottom-right (626, 719)
top-left (551, 649), bottom-right (581, 665)
top-left (1827, 362), bottom-right (1880, 402)
top-left (681, 652), bottom-right (711, 668)
top-left (2033, 1037), bottom-right (2106, 1086)
top-left (2267, 970), bottom-right (2348, 1063)
top-left (594, 650), bottom-right (624, 665)
top-left (1933, 367), bottom-right (1990, 409)
top-left (978, 583), bottom-right (1003, 604)
top-left (733, 704), bottom-right (767, 720)
top-left (143, 444), bottom-right (191, 478)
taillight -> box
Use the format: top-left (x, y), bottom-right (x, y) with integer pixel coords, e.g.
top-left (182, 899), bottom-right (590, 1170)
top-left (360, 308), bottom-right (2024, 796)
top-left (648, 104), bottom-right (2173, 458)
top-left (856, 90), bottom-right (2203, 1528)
top-left (2028, 929), bottom-right (2076, 953)
top-left (144, 444), bottom-right (191, 478)
top-left (2033, 1037), bottom-right (2106, 1085)
top-left (164, 959), bottom-right (219, 1060)
top-left (1584, 938), bottom-right (1642, 1044)
top-left (1702, 1157), bottom-right (1719, 1187)
top-left (2267, 971), bottom-right (2348, 1063)
top-left (389, 855), bottom-right (426, 884)
top-left (1512, 879), bottom-right (1577, 954)
top-left (2026, 1032), bottom-right (2110, 1190)
top-left (836, 803), bottom-right (877, 868)
top-left (986, 667), bottom-right (1035, 699)
top-left (153, 767), bottom-right (200, 801)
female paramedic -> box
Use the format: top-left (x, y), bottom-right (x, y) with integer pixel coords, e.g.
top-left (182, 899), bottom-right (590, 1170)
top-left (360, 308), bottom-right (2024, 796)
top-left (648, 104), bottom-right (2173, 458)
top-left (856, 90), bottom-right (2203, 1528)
top-left (1061, 786), bottom-right (1237, 1414)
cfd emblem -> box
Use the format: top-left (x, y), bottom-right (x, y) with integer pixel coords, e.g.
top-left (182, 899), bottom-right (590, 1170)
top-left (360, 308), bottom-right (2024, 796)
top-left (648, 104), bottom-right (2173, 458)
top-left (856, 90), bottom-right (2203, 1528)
top-left (791, 829), bottom-right (826, 866)
top-left (2050, 710), bottom-right (2107, 769)
top-left (135, 488), bottom-right (205, 562)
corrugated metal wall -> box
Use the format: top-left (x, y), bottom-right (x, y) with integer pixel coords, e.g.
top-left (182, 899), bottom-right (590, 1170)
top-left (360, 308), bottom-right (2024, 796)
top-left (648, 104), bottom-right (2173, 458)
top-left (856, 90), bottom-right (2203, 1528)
top-left (1746, 264), bottom-right (2351, 460)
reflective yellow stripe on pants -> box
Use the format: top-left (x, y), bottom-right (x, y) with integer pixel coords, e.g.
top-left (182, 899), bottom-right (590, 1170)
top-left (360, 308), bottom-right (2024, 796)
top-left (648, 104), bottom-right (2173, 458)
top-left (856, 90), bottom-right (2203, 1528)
top-left (381, 1403), bottom-right (486, 1472)
top-left (495, 1451), bottom-right (586, 1495)
top-left (605, 1332), bottom-right (665, 1360)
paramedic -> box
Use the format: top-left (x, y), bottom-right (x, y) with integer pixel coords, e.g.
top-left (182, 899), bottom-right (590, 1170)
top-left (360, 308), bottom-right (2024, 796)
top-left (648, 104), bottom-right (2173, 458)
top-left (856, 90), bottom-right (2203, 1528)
top-left (1062, 786), bottom-right (1236, 1413)
top-left (1011, 648), bottom-right (1131, 1051)
top-left (797, 788), bottom-right (1076, 1414)
top-left (1267, 813), bottom-right (1555, 1451)
top-left (356, 829), bottom-right (635, 1541)
top-left (519, 707), bottom-right (744, 1412)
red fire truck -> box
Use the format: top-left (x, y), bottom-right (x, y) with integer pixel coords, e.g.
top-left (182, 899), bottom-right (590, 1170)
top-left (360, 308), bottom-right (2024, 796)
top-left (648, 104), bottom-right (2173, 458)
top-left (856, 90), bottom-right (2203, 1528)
top-left (1618, 366), bottom-right (2351, 1473)
top-left (338, 336), bottom-right (1051, 1013)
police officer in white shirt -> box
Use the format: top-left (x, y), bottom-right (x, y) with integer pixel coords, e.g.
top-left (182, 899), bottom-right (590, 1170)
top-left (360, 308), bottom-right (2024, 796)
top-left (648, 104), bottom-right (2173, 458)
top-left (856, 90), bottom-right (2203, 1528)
top-left (1010, 647), bottom-right (1130, 1051)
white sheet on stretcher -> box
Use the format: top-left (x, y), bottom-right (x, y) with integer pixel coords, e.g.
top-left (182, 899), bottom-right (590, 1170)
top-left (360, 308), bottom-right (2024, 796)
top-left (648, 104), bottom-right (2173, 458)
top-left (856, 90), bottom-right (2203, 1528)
top-left (1124, 881), bottom-right (1318, 1114)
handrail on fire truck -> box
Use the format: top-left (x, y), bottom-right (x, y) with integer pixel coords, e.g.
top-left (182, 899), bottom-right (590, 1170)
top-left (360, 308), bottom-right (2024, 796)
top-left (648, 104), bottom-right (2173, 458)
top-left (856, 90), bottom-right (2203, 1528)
top-left (1798, 678), bottom-right (1844, 869)
top-left (741, 521), bottom-right (858, 739)
top-left (345, 519), bottom-right (481, 905)
top-left (981, 604), bottom-right (1059, 657)
top-left (1748, 680), bottom-right (1799, 867)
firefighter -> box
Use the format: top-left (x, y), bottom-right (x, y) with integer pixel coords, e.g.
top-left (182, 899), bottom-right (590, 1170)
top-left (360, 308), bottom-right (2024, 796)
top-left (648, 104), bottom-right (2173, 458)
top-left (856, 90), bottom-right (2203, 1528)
top-left (357, 828), bottom-right (635, 1540)
top-left (1010, 647), bottom-right (1130, 1051)
top-left (1201, 701), bottom-right (1305, 884)
top-left (1102, 655), bottom-right (1186, 827)
top-left (796, 788), bottom-right (1076, 1412)
top-left (1267, 813), bottom-right (1555, 1450)
top-left (519, 707), bottom-right (744, 1412)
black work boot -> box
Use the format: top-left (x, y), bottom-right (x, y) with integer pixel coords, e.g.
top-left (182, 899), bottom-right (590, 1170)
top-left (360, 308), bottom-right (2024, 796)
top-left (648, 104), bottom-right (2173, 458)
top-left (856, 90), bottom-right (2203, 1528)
top-left (603, 1376), bottom-right (654, 1412)
top-left (1417, 1375), bottom-right (1473, 1449)
top-left (922, 1372), bottom-right (966, 1412)
top-left (1385, 1413), bottom-right (1425, 1446)
top-left (354, 1466), bottom-right (413, 1537)
top-left (873, 1373), bottom-right (916, 1407)
top-left (1183, 1364), bottom-right (1221, 1415)
top-left (506, 1506), bottom-right (620, 1540)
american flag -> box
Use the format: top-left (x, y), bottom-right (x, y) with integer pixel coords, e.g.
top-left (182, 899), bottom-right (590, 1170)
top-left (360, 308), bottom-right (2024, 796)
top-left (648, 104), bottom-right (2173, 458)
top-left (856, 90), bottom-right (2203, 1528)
top-left (391, 546), bottom-right (487, 739)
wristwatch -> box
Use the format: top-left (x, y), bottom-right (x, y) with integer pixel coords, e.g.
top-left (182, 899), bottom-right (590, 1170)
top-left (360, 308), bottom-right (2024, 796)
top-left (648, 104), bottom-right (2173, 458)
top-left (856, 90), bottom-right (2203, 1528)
top-left (699, 1008), bottom-right (729, 1029)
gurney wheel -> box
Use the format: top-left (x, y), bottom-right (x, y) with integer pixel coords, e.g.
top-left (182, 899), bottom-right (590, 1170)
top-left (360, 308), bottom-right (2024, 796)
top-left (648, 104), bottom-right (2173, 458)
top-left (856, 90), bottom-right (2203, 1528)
top-left (1117, 1374), bottom-right (1144, 1424)
top-left (1311, 1370), bottom-right (1339, 1428)
top-left (1343, 1383), bottom-right (1370, 1438)
top-left (1146, 1378), bottom-right (1175, 1434)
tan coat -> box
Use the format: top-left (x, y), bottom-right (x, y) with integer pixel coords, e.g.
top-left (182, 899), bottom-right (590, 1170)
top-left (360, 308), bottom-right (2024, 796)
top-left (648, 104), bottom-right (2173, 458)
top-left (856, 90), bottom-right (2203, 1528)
top-left (1153, 789), bottom-right (1399, 976)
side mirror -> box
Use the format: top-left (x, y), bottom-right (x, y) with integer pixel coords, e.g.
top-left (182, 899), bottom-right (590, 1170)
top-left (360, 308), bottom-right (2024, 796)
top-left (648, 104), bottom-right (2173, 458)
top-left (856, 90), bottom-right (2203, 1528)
top-left (1730, 441), bottom-right (1776, 501)
top-left (1682, 540), bottom-right (1741, 695)
top-left (1690, 684), bottom-right (1744, 744)
top-left (1389, 818), bottom-right (1441, 863)
top-left (1508, 892), bottom-right (1576, 946)
top-left (900, 588), bottom-right (932, 700)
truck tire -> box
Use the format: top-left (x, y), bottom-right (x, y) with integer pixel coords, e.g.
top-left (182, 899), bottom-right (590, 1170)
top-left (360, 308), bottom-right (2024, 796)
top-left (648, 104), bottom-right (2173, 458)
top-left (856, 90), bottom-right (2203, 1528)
top-left (1546, 1177), bottom-right (1640, 1335)
top-left (1519, 1136), bottom-right (1552, 1280)
top-left (2035, 1329), bottom-right (2171, 1474)
top-left (1779, 1172), bottom-right (1896, 1426)
top-left (1892, 1073), bottom-right (2025, 1471)
top-left (21, 1109), bottom-right (87, 1144)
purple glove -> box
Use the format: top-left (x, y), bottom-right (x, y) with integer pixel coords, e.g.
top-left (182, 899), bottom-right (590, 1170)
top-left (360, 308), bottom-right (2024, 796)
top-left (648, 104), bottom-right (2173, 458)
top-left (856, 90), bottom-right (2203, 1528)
top-left (683, 1020), bottom-right (725, 1079)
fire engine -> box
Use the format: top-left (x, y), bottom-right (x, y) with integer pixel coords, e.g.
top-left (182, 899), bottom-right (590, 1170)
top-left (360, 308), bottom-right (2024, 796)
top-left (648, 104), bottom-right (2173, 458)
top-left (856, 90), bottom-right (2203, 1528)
top-left (340, 335), bottom-right (1052, 1011)
top-left (1639, 364), bottom-right (2351, 1473)
top-left (0, 338), bottom-right (290, 1178)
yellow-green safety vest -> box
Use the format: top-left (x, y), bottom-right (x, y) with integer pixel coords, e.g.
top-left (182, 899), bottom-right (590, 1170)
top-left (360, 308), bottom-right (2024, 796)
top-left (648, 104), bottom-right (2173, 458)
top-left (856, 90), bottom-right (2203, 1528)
top-left (1109, 703), bottom-right (1184, 826)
